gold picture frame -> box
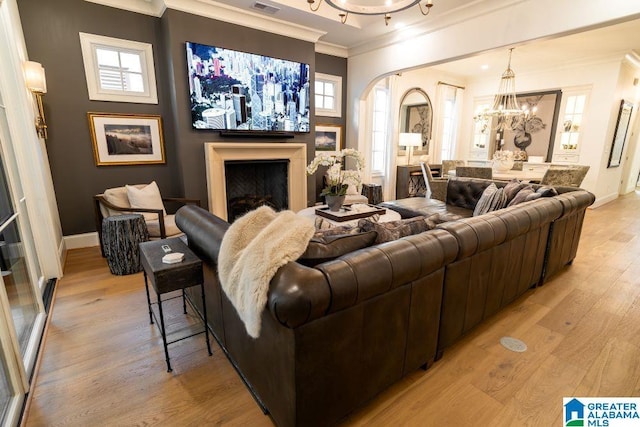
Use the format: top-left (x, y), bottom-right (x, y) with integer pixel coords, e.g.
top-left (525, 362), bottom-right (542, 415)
top-left (88, 112), bottom-right (166, 166)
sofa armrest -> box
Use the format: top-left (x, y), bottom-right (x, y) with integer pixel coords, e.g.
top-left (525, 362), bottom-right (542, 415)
top-left (268, 263), bottom-right (332, 328)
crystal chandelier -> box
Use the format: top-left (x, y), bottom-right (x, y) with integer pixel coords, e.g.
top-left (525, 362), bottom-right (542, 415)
top-left (474, 48), bottom-right (523, 132)
top-left (307, 0), bottom-right (434, 26)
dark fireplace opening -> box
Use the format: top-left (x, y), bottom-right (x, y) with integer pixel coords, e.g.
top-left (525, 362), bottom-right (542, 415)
top-left (225, 159), bottom-right (289, 222)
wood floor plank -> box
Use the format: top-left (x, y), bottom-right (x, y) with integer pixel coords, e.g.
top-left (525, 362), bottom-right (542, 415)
top-left (23, 192), bottom-right (640, 426)
top-left (536, 288), bottom-right (600, 335)
top-left (574, 337), bottom-right (640, 397)
top-left (472, 324), bottom-right (562, 404)
top-left (488, 355), bottom-right (585, 427)
top-left (550, 307), bottom-right (622, 371)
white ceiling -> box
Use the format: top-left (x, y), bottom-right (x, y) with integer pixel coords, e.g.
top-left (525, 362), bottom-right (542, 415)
top-left (429, 18), bottom-right (640, 79)
top-left (88, 0), bottom-right (640, 76)
top-left (208, 0), bottom-right (485, 49)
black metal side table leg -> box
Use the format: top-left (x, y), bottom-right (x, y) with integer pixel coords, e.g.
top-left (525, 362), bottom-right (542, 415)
top-left (156, 291), bottom-right (172, 372)
top-left (200, 283), bottom-right (212, 356)
top-left (182, 288), bottom-right (187, 314)
top-left (143, 272), bottom-right (153, 325)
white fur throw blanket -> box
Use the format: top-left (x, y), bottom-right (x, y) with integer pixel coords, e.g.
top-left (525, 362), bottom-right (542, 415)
top-left (218, 206), bottom-right (315, 338)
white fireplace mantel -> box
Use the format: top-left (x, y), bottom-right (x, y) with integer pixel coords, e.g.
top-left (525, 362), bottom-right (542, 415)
top-left (204, 142), bottom-right (308, 221)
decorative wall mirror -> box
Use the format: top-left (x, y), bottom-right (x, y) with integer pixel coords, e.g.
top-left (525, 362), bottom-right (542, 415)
top-left (399, 88), bottom-right (433, 156)
top-left (607, 100), bottom-right (633, 168)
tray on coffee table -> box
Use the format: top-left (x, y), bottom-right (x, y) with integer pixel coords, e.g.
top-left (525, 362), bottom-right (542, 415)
top-left (315, 204), bottom-right (386, 222)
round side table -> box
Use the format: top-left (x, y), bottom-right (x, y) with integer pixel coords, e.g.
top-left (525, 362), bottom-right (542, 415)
top-left (102, 214), bottom-right (149, 275)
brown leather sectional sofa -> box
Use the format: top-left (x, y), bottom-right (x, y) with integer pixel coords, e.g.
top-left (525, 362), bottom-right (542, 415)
top-left (175, 177), bottom-right (595, 427)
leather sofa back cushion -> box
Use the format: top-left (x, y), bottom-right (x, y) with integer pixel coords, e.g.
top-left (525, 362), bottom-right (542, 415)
top-left (358, 216), bottom-right (436, 244)
top-left (298, 230), bottom-right (378, 266)
top-left (446, 179), bottom-right (490, 210)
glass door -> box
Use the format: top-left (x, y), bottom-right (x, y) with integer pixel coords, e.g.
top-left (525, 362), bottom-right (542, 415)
top-left (0, 84), bottom-right (45, 427)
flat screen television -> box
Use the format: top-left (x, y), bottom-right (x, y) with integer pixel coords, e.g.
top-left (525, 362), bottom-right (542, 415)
top-left (186, 41), bottom-right (310, 133)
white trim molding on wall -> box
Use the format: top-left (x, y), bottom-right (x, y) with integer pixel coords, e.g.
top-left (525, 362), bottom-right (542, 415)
top-left (315, 73), bottom-right (343, 118)
top-left (79, 32), bottom-right (159, 104)
top-left (64, 232), bottom-right (100, 250)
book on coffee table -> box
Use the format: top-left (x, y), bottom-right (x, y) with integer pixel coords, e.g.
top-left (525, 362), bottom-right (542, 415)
top-left (315, 204), bottom-right (386, 222)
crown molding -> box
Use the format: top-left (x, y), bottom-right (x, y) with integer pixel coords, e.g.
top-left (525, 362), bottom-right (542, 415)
top-left (84, 0), bottom-right (326, 43)
top-left (84, 0), bottom-right (164, 16)
top-left (315, 41), bottom-right (348, 58)
top-left (348, 0), bottom-right (524, 58)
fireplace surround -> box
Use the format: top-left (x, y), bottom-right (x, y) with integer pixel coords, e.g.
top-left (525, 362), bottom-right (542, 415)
top-left (204, 142), bottom-right (307, 221)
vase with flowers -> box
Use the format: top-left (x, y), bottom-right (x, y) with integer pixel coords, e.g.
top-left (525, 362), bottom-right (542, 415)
top-left (307, 148), bottom-right (365, 211)
top-left (492, 149), bottom-right (515, 172)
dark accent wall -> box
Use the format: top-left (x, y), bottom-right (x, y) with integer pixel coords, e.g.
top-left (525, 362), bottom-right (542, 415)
top-left (18, 0), bottom-right (176, 236)
top-left (160, 10), bottom-right (316, 208)
top-left (314, 53), bottom-right (348, 201)
top-left (18, 1), bottom-right (321, 235)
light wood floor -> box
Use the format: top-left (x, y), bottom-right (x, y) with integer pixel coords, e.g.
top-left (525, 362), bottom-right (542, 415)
top-left (24, 191), bottom-right (640, 426)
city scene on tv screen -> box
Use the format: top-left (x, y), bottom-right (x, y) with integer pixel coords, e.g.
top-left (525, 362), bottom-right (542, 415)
top-left (186, 42), bottom-right (310, 132)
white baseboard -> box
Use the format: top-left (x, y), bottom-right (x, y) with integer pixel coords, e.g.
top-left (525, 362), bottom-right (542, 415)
top-left (590, 192), bottom-right (618, 209)
top-left (64, 232), bottom-right (99, 250)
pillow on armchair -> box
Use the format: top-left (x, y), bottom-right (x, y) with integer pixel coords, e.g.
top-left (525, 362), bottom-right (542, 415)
top-left (126, 181), bottom-right (167, 220)
top-left (123, 181), bottom-right (180, 238)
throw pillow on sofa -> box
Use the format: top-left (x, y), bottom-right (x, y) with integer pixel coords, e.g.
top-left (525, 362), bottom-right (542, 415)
top-left (507, 185), bottom-right (535, 207)
top-left (473, 183), bottom-right (508, 216)
top-left (358, 216), bottom-right (434, 244)
top-left (503, 179), bottom-right (528, 203)
top-left (298, 229), bottom-right (378, 266)
top-left (536, 186), bottom-right (558, 197)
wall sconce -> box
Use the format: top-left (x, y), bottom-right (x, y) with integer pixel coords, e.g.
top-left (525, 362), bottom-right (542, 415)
top-left (24, 61), bottom-right (48, 140)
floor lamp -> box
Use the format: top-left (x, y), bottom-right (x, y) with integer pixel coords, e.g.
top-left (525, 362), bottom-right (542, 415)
top-left (399, 133), bottom-right (422, 165)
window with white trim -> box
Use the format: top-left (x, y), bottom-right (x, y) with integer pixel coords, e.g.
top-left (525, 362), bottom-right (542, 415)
top-left (315, 73), bottom-right (342, 117)
top-left (439, 86), bottom-right (462, 160)
top-left (371, 86), bottom-right (388, 174)
top-left (79, 33), bottom-right (158, 104)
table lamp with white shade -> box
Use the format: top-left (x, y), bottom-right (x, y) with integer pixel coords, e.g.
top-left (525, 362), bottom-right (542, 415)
top-left (399, 133), bottom-right (422, 165)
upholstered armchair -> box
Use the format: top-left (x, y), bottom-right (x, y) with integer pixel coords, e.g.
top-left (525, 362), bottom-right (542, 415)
top-left (441, 160), bottom-right (466, 177)
top-left (541, 165), bottom-right (590, 187)
top-left (420, 162), bottom-right (448, 202)
top-left (455, 166), bottom-right (493, 179)
top-left (94, 182), bottom-right (200, 256)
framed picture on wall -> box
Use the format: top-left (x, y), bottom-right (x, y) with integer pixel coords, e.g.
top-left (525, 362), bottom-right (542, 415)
top-left (493, 90), bottom-right (562, 161)
top-left (315, 124), bottom-right (343, 155)
top-left (607, 100), bottom-right (633, 168)
top-left (88, 112), bottom-right (166, 166)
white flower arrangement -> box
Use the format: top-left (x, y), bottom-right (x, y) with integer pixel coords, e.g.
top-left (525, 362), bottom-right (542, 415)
top-left (492, 150), bottom-right (515, 161)
top-left (307, 149), bottom-right (365, 197)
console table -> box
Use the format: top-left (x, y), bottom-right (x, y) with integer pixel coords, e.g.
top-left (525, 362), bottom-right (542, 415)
top-left (396, 164), bottom-right (441, 199)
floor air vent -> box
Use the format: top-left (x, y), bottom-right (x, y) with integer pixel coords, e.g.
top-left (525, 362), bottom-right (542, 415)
top-left (252, 1), bottom-right (280, 14)
top-left (500, 336), bottom-right (527, 353)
